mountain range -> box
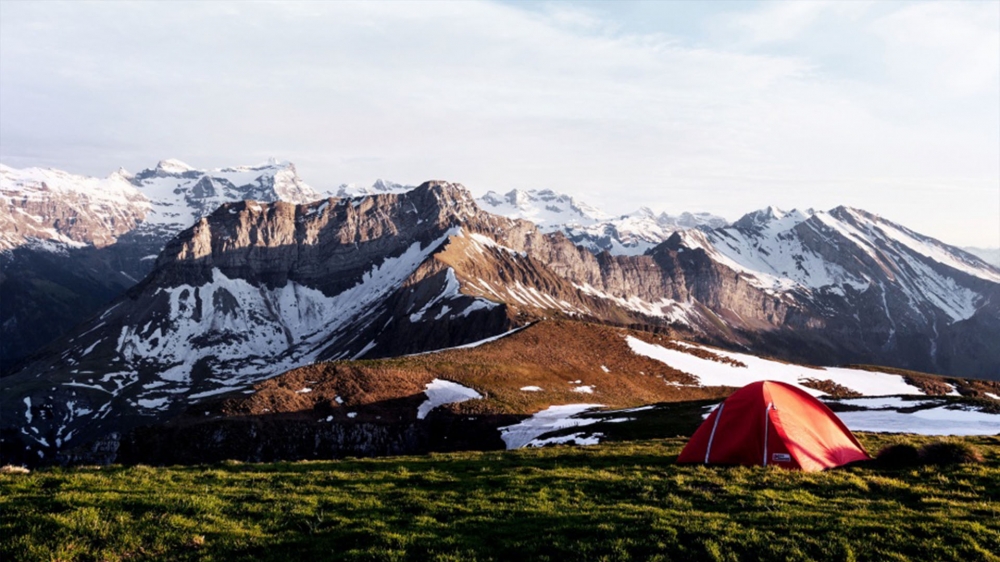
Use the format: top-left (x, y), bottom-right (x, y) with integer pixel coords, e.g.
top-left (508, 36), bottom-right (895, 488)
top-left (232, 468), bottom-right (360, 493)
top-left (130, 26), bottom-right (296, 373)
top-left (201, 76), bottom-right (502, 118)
top-left (1, 160), bottom-right (998, 465)
top-left (0, 160), bottom-right (319, 371)
top-left (0, 163), bottom-right (727, 370)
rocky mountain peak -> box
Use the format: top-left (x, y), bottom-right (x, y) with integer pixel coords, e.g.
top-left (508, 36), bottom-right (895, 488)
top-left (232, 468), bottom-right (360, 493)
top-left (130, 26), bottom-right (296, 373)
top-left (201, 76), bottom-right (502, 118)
top-left (634, 207), bottom-right (657, 219)
top-left (146, 179), bottom-right (484, 294)
top-left (129, 159), bottom-right (322, 238)
top-left (479, 190), bottom-right (505, 206)
top-left (110, 167), bottom-right (133, 180)
top-left (732, 206), bottom-right (813, 234)
top-left (506, 189), bottom-right (532, 208)
top-left (154, 159), bottom-right (195, 174)
top-left (733, 206), bottom-right (782, 231)
top-left (372, 179), bottom-right (406, 192)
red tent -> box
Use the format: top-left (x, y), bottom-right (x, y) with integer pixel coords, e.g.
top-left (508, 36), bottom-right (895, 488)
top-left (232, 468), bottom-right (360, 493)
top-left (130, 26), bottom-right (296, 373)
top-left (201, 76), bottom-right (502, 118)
top-left (677, 380), bottom-right (870, 471)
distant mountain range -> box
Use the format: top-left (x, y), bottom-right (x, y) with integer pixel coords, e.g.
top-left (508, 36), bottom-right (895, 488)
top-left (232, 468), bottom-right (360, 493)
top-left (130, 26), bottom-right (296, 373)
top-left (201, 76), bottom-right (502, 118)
top-left (2, 160), bottom-right (999, 465)
top-left (1, 159), bottom-right (319, 251)
top-left (476, 188), bottom-right (728, 255)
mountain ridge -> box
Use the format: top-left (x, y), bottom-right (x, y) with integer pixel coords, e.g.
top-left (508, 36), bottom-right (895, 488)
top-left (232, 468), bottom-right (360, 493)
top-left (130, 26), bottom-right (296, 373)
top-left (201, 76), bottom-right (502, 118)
top-left (2, 167), bottom-right (999, 466)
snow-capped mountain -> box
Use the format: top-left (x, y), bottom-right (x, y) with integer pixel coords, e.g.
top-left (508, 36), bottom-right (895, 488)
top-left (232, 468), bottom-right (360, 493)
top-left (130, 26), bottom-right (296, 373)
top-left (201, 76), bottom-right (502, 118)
top-left (560, 207), bottom-right (728, 255)
top-left (0, 159), bottom-right (322, 251)
top-left (3, 181), bottom-right (998, 466)
top-left (129, 158), bottom-right (321, 240)
top-left (663, 205), bottom-right (1000, 380)
top-left (477, 188), bottom-right (609, 228)
top-left (676, 205), bottom-right (1000, 319)
top-left (1, 164), bottom-right (150, 250)
top-left (0, 159), bottom-right (323, 371)
top-left (331, 179), bottom-right (415, 198)
top-left (476, 188), bottom-right (727, 255)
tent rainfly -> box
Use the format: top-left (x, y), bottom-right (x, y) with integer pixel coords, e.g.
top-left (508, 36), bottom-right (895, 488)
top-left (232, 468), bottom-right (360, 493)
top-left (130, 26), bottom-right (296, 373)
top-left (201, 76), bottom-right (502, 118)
top-left (677, 380), bottom-right (870, 471)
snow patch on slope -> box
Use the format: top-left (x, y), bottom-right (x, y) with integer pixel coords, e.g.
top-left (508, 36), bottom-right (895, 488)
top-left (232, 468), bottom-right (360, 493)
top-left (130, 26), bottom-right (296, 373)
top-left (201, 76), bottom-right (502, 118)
top-left (416, 379), bottom-right (482, 419)
top-left (625, 336), bottom-right (923, 396)
top-left (836, 406), bottom-right (1000, 436)
top-left (574, 283), bottom-right (697, 325)
top-left (499, 404), bottom-right (605, 449)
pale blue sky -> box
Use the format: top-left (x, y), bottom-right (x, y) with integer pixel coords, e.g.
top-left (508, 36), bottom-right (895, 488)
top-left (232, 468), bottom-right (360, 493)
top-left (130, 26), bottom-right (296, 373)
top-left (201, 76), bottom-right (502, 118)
top-left (1, 1), bottom-right (997, 247)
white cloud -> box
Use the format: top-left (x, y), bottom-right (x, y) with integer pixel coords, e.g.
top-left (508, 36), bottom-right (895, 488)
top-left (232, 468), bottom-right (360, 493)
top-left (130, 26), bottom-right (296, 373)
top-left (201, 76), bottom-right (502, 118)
top-left (0, 0), bottom-right (996, 247)
top-left (720, 1), bottom-right (845, 46)
top-left (870, 1), bottom-right (1000, 97)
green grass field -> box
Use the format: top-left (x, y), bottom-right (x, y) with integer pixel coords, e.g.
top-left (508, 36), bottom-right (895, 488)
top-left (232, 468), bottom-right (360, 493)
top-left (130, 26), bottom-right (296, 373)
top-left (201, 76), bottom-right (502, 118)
top-left (3, 434), bottom-right (999, 562)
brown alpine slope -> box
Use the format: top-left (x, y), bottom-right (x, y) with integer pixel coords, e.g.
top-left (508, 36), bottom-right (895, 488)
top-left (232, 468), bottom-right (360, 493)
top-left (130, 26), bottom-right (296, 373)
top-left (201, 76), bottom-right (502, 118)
top-left (63, 319), bottom-right (1000, 465)
top-left (112, 320), bottom-right (735, 464)
top-left (212, 320), bottom-right (726, 420)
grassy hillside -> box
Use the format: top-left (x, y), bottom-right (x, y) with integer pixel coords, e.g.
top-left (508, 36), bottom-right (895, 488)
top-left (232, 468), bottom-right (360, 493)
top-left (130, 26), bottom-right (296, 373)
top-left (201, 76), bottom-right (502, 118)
top-left (3, 434), bottom-right (999, 561)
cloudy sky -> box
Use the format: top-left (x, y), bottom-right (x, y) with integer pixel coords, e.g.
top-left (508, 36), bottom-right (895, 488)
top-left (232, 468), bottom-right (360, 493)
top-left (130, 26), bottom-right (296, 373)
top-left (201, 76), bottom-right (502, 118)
top-left (1, 1), bottom-right (997, 247)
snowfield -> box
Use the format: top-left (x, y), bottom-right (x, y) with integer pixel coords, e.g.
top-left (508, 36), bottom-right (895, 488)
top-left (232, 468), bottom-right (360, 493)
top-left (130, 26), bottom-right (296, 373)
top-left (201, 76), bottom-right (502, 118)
top-left (835, 405), bottom-right (1000, 436)
top-left (625, 336), bottom-right (923, 396)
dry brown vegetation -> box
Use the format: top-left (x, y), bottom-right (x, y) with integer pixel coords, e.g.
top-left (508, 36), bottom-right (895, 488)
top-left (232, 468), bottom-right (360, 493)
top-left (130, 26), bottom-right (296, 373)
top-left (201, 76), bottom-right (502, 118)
top-left (799, 378), bottom-right (863, 397)
top-left (207, 321), bottom-right (733, 420)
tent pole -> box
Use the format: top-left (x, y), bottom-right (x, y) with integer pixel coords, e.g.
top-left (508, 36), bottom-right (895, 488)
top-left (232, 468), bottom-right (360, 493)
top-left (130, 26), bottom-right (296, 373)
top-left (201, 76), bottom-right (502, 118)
top-left (704, 403), bottom-right (724, 464)
top-left (763, 402), bottom-right (774, 466)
